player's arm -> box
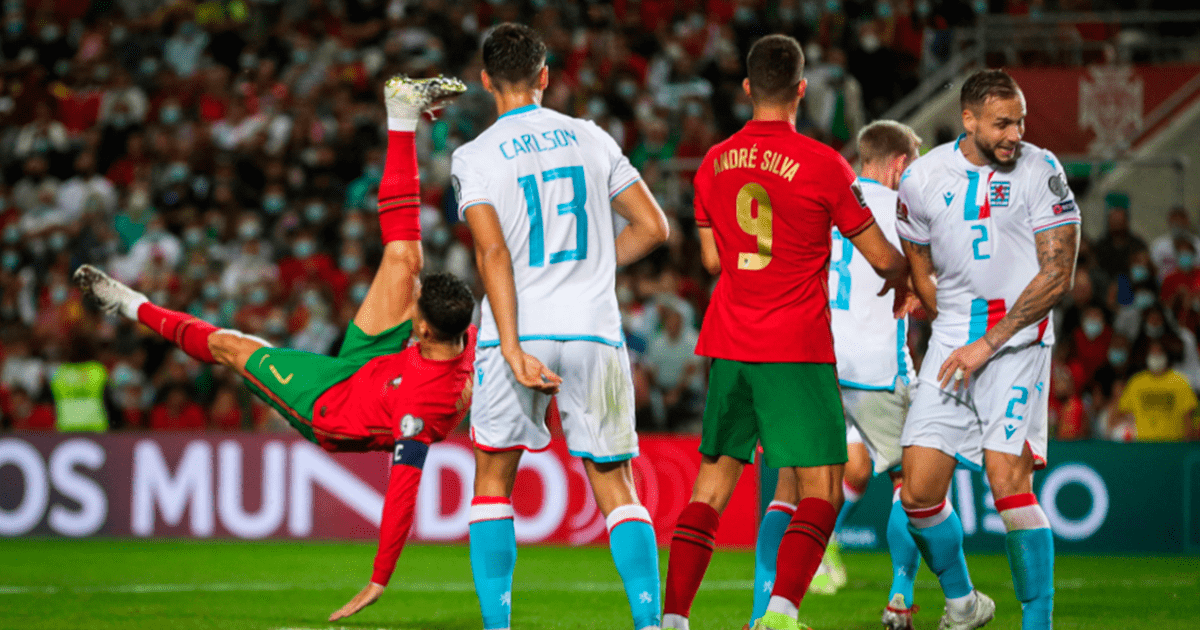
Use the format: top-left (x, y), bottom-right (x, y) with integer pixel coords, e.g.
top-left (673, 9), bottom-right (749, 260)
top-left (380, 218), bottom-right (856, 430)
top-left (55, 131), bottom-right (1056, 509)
top-left (901, 238), bottom-right (938, 319)
top-left (611, 180), bottom-right (670, 267)
top-left (847, 223), bottom-right (911, 316)
top-left (353, 240), bottom-right (422, 336)
top-left (697, 227), bottom-right (719, 275)
top-left (938, 223), bottom-right (1079, 389)
top-left (329, 440), bottom-right (426, 622)
top-left (464, 203), bottom-right (561, 394)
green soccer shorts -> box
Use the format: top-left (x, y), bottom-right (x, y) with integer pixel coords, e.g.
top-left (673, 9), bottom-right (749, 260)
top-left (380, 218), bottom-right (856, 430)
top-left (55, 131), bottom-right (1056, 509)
top-left (241, 319), bottom-right (413, 444)
top-left (700, 359), bottom-right (848, 468)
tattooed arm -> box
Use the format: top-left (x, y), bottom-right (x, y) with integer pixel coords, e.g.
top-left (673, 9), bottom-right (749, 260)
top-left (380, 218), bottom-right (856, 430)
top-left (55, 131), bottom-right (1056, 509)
top-left (901, 238), bottom-right (938, 320)
top-left (936, 223), bottom-right (1079, 389)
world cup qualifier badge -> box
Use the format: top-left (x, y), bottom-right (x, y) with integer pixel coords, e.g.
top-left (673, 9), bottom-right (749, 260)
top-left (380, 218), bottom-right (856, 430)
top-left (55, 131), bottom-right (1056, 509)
top-left (1048, 173), bottom-right (1069, 199)
top-left (850, 180), bottom-right (867, 208)
top-left (450, 174), bottom-right (461, 202)
top-left (896, 198), bottom-right (910, 223)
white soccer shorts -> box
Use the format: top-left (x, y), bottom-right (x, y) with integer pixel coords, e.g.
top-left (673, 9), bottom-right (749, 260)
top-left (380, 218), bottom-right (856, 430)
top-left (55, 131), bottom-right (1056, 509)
top-left (902, 340), bottom-right (1050, 470)
top-left (842, 382), bottom-right (912, 475)
top-left (469, 340), bottom-right (639, 462)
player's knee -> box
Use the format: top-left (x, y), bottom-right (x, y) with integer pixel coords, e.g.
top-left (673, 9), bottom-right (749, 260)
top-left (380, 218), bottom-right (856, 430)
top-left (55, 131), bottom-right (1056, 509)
top-left (899, 484), bottom-right (942, 511)
top-left (986, 465), bottom-right (1031, 499)
top-left (844, 464), bottom-right (871, 491)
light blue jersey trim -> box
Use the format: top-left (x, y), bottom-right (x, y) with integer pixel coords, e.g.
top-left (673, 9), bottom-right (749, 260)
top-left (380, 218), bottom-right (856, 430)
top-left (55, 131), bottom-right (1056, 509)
top-left (498, 104), bottom-right (539, 119)
top-left (858, 177), bottom-right (883, 186)
top-left (610, 177), bottom-right (641, 199)
top-left (839, 380), bottom-right (895, 391)
top-left (478, 334), bottom-right (624, 348)
top-left (899, 235), bottom-right (930, 246)
top-left (896, 319), bottom-right (910, 386)
top-left (569, 449), bottom-right (636, 463)
top-left (954, 133), bottom-right (966, 151)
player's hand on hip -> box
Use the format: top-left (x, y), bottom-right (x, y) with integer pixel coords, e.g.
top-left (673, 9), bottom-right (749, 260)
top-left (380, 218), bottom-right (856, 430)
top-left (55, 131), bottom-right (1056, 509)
top-left (937, 338), bottom-right (992, 391)
top-left (329, 582), bottom-right (384, 621)
top-left (504, 350), bottom-right (563, 395)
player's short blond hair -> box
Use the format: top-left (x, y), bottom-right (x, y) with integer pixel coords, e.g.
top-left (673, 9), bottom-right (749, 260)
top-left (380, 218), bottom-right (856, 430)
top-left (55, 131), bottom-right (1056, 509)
top-left (857, 120), bottom-right (921, 165)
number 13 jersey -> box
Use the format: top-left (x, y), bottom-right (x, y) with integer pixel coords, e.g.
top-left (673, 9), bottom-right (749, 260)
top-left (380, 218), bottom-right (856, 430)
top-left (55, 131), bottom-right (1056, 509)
top-left (694, 120), bottom-right (875, 364)
top-left (452, 105), bottom-right (641, 348)
top-left (895, 137), bottom-right (1081, 351)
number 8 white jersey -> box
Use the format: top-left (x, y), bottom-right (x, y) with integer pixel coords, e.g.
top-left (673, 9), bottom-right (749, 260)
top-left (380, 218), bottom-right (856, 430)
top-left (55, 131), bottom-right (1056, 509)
top-left (895, 137), bottom-right (1081, 350)
top-left (452, 105), bottom-right (641, 348)
top-left (829, 178), bottom-right (913, 390)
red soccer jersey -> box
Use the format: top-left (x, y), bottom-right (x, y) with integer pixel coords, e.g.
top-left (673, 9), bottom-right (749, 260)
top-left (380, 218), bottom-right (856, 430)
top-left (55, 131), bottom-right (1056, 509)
top-left (693, 120), bottom-right (875, 364)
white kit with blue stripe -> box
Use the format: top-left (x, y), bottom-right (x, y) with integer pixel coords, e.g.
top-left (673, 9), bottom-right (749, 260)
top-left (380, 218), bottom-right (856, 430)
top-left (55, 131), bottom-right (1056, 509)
top-left (895, 137), bottom-right (1080, 351)
top-left (452, 105), bottom-right (640, 349)
top-left (829, 177), bottom-right (913, 391)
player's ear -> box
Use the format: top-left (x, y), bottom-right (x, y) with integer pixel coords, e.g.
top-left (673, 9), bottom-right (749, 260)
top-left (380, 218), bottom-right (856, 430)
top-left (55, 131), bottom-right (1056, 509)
top-left (796, 78), bottom-right (807, 100)
top-left (742, 77), bottom-right (752, 99)
top-left (537, 65), bottom-right (549, 91)
top-left (481, 69), bottom-right (493, 93)
top-left (962, 106), bottom-right (977, 135)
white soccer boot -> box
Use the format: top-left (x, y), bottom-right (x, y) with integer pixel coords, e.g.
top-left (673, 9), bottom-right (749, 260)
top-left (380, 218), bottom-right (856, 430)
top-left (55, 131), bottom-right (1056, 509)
top-left (384, 74), bottom-right (467, 123)
top-left (73, 264), bottom-right (147, 320)
top-left (881, 593), bottom-right (918, 630)
top-left (937, 590), bottom-right (995, 630)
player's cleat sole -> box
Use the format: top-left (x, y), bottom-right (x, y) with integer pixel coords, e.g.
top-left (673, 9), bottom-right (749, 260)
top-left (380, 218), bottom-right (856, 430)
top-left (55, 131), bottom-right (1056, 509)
top-left (824, 540), bottom-right (847, 588)
top-left (881, 593), bottom-right (918, 630)
top-left (72, 264), bottom-right (147, 320)
top-left (384, 75), bottom-right (467, 121)
top-left (938, 590), bottom-right (995, 630)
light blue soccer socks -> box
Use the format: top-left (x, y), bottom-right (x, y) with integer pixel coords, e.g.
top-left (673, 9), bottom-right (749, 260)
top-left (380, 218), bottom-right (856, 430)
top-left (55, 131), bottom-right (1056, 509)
top-left (469, 496), bottom-right (517, 630)
top-left (996, 493), bottom-right (1055, 630)
top-left (906, 499), bottom-right (974, 599)
top-left (606, 505), bottom-right (662, 630)
top-left (887, 486), bottom-right (921, 606)
top-left (750, 500), bottom-right (795, 625)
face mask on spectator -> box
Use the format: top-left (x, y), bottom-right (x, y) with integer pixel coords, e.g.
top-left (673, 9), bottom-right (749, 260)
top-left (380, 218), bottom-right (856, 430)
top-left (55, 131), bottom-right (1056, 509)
top-left (160, 105), bottom-right (183, 126)
top-left (248, 287), bottom-right (268, 305)
top-left (240, 52), bottom-right (257, 69)
top-left (429, 226), bottom-right (451, 249)
top-left (263, 194), bottom-right (286, 215)
top-left (1133, 289), bottom-right (1155, 310)
top-left (342, 220), bottom-right (365, 240)
top-left (825, 0), bottom-right (841, 12)
top-left (340, 254), bottom-right (362, 273)
top-left (167, 163), bottom-right (189, 184)
top-left (48, 232), bottom-right (67, 251)
top-left (293, 240), bottom-right (316, 259)
top-left (184, 227), bottom-right (205, 246)
top-left (40, 23), bottom-right (59, 42)
top-left (50, 285), bottom-right (68, 304)
top-left (1108, 347), bottom-right (1128, 366)
top-left (916, 0), bottom-right (932, 17)
top-left (733, 102), bottom-right (752, 121)
top-left (304, 203), bottom-right (326, 223)
top-left (876, 1), bottom-right (893, 18)
top-left (973, 0), bottom-right (987, 13)
top-left (203, 282), bottom-right (222, 301)
top-left (292, 48), bottom-right (311, 66)
top-left (139, 57), bottom-right (158, 76)
top-left (28, 238), bottom-right (46, 257)
top-left (350, 281), bottom-right (370, 304)
top-left (109, 25), bottom-right (127, 44)
top-left (1082, 317), bottom-right (1104, 340)
top-left (238, 221), bottom-right (261, 240)
top-left (1147, 352), bottom-right (1168, 373)
top-left (1145, 323), bottom-right (1165, 339)
top-left (4, 225), bottom-right (20, 244)
top-left (302, 290), bottom-right (324, 309)
top-left (617, 79), bottom-right (638, 101)
top-left (265, 317), bottom-right (287, 337)
top-left (6, 20), bottom-right (23, 36)
top-left (860, 33), bottom-right (882, 53)
top-left (2, 250), bottom-right (19, 271)
top-left (1179, 253), bottom-right (1196, 271)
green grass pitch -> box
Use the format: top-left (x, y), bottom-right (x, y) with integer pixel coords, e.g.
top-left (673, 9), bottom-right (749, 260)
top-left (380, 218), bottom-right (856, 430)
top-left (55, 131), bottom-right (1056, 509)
top-left (0, 540), bottom-right (1196, 629)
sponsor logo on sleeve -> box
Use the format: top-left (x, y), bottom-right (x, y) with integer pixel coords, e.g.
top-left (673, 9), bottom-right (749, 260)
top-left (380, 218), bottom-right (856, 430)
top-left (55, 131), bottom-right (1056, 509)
top-left (1048, 173), bottom-right (1069, 199)
top-left (1052, 199), bottom-right (1077, 215)
top-left (989, 181), bottom-right (1011, 207)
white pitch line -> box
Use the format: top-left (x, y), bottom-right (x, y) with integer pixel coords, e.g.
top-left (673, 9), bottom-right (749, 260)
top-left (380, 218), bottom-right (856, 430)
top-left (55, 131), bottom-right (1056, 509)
top-left (0, 580), bottom-right (755, 596)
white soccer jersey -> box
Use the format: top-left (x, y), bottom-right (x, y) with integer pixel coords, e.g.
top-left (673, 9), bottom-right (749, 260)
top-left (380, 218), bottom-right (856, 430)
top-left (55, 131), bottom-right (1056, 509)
top-left (895, 136), bottom-right (1081, 350)
top-left (829, 178), bottom-right (913, 390)
top-left (452, 105), bottom-right (641, 347)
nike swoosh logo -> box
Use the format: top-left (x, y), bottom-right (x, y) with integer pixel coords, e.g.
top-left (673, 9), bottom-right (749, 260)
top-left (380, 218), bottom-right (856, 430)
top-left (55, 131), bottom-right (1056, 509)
top-left (269, 365), bottom-right (293, 385)
top-left (259, 354), bottom-right (270, 368)
top-left (1004, 425), bottom-right (1017, 439)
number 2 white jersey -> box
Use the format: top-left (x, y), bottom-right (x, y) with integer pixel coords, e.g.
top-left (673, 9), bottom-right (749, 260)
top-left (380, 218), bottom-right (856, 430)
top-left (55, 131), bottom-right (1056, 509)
top-left (829, 178), bottom-right (913, 390)
top-left (895, 137), bottom-right (1081, 350)
top-left (452, 105), bottom-right (641, 347)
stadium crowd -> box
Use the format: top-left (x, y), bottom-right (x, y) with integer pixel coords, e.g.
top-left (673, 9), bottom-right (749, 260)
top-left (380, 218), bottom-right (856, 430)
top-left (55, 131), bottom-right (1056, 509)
top-left (0, 0), bottom-right (1194, 442)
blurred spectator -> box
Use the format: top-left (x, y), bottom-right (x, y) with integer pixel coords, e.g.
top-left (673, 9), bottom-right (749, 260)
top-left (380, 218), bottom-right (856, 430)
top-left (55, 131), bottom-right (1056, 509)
top-left (1115, 340), bottom-right (1198, 441)
top-left (1093, 206), bottom-right (1148, 282)
top-left (1050, 356), bottom-right (1087, 440)
top-left (149, 384), bottom-right (208, 431)
top-left (5, 386), bottom-right (55, 430)
top-left (643, 301), bottom-right (703, 430)
top-left (1150, 207), bottom-right (1200, 281)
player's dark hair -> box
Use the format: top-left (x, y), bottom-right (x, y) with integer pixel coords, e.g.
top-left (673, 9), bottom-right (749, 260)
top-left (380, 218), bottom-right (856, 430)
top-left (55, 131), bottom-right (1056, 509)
top-left (745, 34), bottom-right (804, 104)
top-left (482, 23), bottom-right (547, 90)
top-left (857, 120), bottom-right (921, 164)
top-left (417, 272), bottom-right (475, 341)
top-left (961, 69), bottom-right (1022, 111)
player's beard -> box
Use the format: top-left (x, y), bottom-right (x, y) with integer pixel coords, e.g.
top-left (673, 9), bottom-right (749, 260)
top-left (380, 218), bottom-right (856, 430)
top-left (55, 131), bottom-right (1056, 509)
top-left (975, 135), bottom-right (1019, 167)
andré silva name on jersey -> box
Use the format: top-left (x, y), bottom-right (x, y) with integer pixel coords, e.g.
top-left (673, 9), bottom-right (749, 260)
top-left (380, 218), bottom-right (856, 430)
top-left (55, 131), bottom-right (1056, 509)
top-left (711, 143), bottom-right (802, 181)
top-left (497, 127), bottom-right (582, 160)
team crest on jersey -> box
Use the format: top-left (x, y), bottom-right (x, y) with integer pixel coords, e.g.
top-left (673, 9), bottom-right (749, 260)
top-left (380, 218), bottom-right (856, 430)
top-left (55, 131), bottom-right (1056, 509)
top-left (897, 199), bottom-right (910, 223)
top-left (850, 181), bottom-right (867, 209)
top-left (989, 182), bottom-right (1011, 207)
top-left (400, 414), bottom-right (425, 438)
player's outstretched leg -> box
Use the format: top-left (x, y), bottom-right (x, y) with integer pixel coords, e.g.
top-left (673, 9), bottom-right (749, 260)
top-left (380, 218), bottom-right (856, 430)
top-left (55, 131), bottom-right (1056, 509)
top-left (905, 499), bottom-right (994, 630)
top-left (748, 500), bottom-right (794, 626)
top-left (882, 484), bottom-right (921, 630)
top-left (605, 504), bottom-right (661, 630)
top-left (469, 495), bottom-right (517, 630)
top-left (995, 493), bottom-right (1054, 630)
top-left (74, 264), bottom-right (222, 364)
